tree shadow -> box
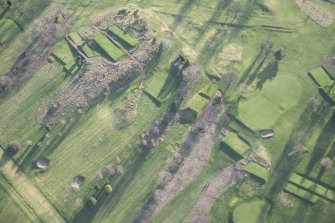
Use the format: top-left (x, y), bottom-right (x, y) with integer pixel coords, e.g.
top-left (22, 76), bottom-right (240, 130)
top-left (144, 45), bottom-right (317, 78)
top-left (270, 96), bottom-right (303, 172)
top-left (0, 7), bottom-right (9, 21)
top-left (256, 61), bottom-right (279, 89)
top-left (196, 0), bottom-right (259, 65)
top-left (70, 148), bottom-right (150, 223)
top-left (156, 69), bottom-right (181, 100)
top-left (238, 48), bottom-right (265, 85)
top-left (17, 113), bottom-right (82, 173)
top-left (304, 112), bottom-right (335, 175)
top-left (194, 0), bottom-right (233, 43)
top-left (170, 0), bottom-right (198, 30)
top-left (267, 101), bottom-right (331, 201)
top-left (245, 53), bottom-right (269, 85)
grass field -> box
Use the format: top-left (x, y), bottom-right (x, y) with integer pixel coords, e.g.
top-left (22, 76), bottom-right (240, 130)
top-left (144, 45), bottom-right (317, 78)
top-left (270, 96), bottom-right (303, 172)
top-left (1, 0), bottom-right (335, 222)
top-left (108, 25), bottom-right (139, 48)
top-left (222, 133), bottom-right (250, 158)
top-left (0, 175), bottom-right (36, 223)
top-left (232, 199), bottom-right (267, 223)
top-left (239, 74), bottom-right (302, 130)
top-left (243, 162), bottom-right (269, 182)
top-left (93, 32), bottom-right (127, 61)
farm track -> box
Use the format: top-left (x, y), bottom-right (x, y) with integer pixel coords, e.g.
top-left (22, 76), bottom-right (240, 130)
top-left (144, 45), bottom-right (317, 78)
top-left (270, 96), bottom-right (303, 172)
top-left (184, 165), bottom-right (246, 223)
top-left (0, 149), bottom-right (66, 223)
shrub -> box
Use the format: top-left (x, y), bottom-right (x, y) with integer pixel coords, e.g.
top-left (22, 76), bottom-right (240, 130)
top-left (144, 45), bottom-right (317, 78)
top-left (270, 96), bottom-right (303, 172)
top-left (88, 196), bottom-right (97, 208)
top-left (104, 184), bottom-right (113, 193)
top-left (6, 141), bottom-right (21, 155)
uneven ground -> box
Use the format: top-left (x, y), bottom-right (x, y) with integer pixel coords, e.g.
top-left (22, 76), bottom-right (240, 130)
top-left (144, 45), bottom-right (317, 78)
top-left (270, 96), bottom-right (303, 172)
top-left (0, 0), bottom-right (335, 223)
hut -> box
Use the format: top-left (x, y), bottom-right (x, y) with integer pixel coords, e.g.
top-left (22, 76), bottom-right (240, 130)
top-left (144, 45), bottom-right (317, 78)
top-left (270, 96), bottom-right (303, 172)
top-left (260, 130), bottom-right (274, 139)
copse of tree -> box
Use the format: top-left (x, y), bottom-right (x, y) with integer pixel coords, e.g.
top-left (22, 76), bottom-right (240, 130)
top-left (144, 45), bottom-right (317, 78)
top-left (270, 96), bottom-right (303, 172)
top-left (6, 140), bottom-right (21, 155)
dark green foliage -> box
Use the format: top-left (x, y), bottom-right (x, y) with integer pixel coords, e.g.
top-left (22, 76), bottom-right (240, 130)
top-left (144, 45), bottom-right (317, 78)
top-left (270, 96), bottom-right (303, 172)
top-left (6, 140), bottom-right (21, 155)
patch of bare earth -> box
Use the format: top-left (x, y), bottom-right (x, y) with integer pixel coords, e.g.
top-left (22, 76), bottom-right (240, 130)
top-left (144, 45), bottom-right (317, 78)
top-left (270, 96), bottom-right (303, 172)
top-left (152, 96), bottom-right (225, 216)
top-left (296, 0), bottom-right (333, 27)
top-left (185, 166), bottom-right (246, 223)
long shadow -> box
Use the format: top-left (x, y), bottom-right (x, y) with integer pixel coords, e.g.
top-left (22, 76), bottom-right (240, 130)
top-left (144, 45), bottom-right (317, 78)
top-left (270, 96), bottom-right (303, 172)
top-left (70, 149), bottom-right (150, 223)
top-left (39, 114), bottom-right (82, 159)
top-left (194, 0), bottom-right (233, 43)
top-left (197, 0), bottom-right (260, 65)
top-left (266, 101), bottom-right (331, 201)
top-left (156, 69), bottom-right (182, 99)
top-left (0, 7), bottom-right (9, 21)
top-left (304, 112), bottom-right (335, 175)
top-left (17, 113), bottom-right (83, 173)
top-left (245, 53), bottom-right (268, 85)
top-left (170, 0), bottom-right (198, 30)
top-left (238, 48), bottom-right (264, 85)
top-left (256, 61), bottom-right (279, 89)
top-left (16, 133), bottom-right (47, 172)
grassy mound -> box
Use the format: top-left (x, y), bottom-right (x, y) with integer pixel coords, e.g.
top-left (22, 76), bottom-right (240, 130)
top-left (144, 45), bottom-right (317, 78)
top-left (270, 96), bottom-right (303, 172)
top-left (50, 40), bottom-right (79, 74)
top-left (108, 25), bottom-right (139, 49)
top-left (284, 183), bottom-right (319, 203)
top-left (239, 75), bottom-right (302, 130)
top-left (233, 200), bottom-right (266, 223)
top-left (180, 85), bottom-right (217, 123)
top-left (68, 32), bottom-right (84, 46)
top-left (93, 32), bottom-right (127, 61)
top-left (222, 133), bottom-right (250, 159)
top-left (243, 162), bottom-right (269, 182)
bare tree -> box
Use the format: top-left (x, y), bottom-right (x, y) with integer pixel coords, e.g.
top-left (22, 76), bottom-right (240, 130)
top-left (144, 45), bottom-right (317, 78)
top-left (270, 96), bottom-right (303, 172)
top-left (320, 157), bottom-right (333, 170)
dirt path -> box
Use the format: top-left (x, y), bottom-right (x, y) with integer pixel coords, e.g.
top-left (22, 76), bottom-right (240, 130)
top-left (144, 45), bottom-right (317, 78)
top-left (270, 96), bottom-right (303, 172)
top-left (0, 150), bottom-right (66, 223)
top-left (152, 102), bottom-right (225, 216)
top-left (185, 165), bottom-right (246, 223)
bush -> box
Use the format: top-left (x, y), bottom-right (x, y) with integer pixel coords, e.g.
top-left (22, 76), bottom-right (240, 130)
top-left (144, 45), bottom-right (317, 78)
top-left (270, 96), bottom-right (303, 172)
top-left (6, 140), bottom-right (21, 155)
top-left (88, 196), bottom-right (97, 208)
top-left (104, 184), bottom-right (113, 193)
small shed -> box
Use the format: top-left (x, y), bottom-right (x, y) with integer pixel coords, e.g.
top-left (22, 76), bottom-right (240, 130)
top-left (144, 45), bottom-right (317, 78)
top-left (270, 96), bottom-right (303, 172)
top-left (36, 159), bottom-right (49, 169)
top-left (260, 130), bottom-right (274, 139)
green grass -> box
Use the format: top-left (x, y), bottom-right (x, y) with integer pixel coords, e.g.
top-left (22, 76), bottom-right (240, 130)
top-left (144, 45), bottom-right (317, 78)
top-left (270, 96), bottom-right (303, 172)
top-left (239, 74), bottom-right (302, 130)
top-left (80, 43), bottom-right (101, 58)
top-left (284, 183), bottom-right (319, 204)
top-left (222, 133), bottom-right (250, 157)
top-left (50, 40), bottom-right (79, 73)
top-left (145, 71), bottom-right (170, 102)
top-left (93, 32), bottom-right (126, 61)
top-left (243, 162), bottom-right (269, 182)
top-left (108, 25), bottom-right (139, 48)
top-left (198, 85), bottom-right (217, 99)
top-left (186, 93), bottom-right (210, 114)
top-left (322, 62), bottom-right (335, 79)
top-left (68, 32), bottom-right (85, 46)
top-left (308, 66), bottom-right (334, 87)
top-left (27, 90), bottom-right (169, 219)
top-left (232, 199), bottom-right (267, 223)
top-left (153, 144), bottom-right (231, 223)
top-left (0, 175), bottom-right (36, 223)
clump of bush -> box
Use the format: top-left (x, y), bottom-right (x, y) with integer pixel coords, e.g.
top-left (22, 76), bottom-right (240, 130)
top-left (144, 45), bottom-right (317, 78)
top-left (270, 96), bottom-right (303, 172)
top-left (6, 140), bottom-right (21, 156)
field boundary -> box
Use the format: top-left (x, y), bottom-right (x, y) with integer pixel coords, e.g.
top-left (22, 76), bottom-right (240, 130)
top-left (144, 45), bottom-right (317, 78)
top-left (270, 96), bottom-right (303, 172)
top-left (0, 173), bottom-right (41, 223)
top-left (0, 149), bottom-right (66, 223)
